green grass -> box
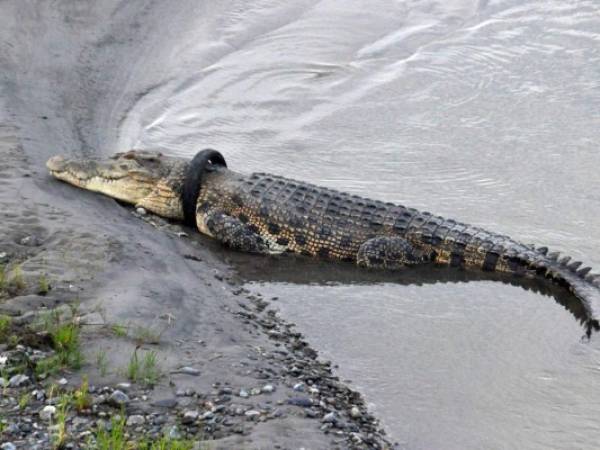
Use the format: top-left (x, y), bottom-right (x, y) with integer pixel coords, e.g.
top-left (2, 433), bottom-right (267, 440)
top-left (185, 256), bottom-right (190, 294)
top-left (132, 325), bottom-right (162, 345)
top-left (52, 392), bottom-right (72, 449)
top-left (74, 376), bottom-right (92, 412)
top-left (35, 311), bottom-right (84, 376)
top-left (126, 349), bottom-right (161, 387)
top-left (9, 265), bottom-right (25, 291)
top-left (18, 392), bottom-right (30, 410)
top-left (111, 324), bottom-right (128, 338)
top-left (38, 274), bottom-right (50, 295)
top-left (0, 265), bottom-right (5, 292)
top-left (138, 437), bottom-right (195, 450)
top-left (0, 315), bottom-right (11, 342)
top-left (90, 415), bottom-right (195, 450)
top-left (96, 350), bottom-right (109, 376)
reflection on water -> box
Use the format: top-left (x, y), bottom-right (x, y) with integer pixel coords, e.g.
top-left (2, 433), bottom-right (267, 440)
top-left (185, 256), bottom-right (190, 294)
top-left (114, 0), bottom-right (600, 448)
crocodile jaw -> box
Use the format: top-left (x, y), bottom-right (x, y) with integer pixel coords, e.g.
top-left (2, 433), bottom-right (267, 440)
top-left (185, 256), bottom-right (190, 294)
top-left (47, 151), bottom-right (186, 219)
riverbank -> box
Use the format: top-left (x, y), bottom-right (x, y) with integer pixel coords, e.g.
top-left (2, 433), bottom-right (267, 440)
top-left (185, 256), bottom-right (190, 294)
top-left (0, 122), bottom-right (393, 449)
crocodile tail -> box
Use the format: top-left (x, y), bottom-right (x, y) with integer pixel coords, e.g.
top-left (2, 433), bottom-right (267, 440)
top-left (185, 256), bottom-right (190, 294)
top-left (516, 248), bottom-right (600, 337)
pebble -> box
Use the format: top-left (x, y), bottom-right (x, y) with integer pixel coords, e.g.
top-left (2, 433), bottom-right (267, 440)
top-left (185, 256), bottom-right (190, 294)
top-left (244, 410), bottom-right (261, 418)
top-left (58, 377), bottom-right (68, 385)
top-left (126, 415), bottom-right (145, 426)
top-left (136, 207), bottom-right (147, 215)
top-left (293, 383), bottom-right (305, 392)
top-left (261, 384), bottom-right (275, 394)
top-left (20, 235), bottom-right (40, 246)
top-left (39, 405), bottom-right (56, 421)
top-left (181, 410), bottom-right (198, 424)
top-left (116, 382), bottom-right (131, 391)
top-left (167, 425), bottom-right (181, 439)
top-left (8, 374), bottom-right (29, 387)
top-left (0, 252), bottom-right (7, 263)
top-left (201, 411), bottom-right (214, 420)
top-left (350, 406), bottom-right (361, 418)
top-left (287, 397), bottom-right (313, 407)
top-left (152, 398), bottom-right (178, 408)
top-left (238, 389), bottom-right (249, 398)
top-left (322, 412), bottom-right (337, 423)
top-left (107, 390), bottom-right (130, 407)
top-left (1, 443), bottom-right (16, 450)
top-left (173, 366), bottom-right (200, 376)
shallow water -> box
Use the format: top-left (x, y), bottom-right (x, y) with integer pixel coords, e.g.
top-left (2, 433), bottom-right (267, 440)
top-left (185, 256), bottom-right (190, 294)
top-left (114, 0), bottom-right (600, 448)
top-left (8, 0), bottom-right (600, 448)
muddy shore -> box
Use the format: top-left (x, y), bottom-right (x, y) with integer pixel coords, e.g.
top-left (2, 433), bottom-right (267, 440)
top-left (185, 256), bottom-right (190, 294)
top-left (0, 2), bottom-right (393, 449)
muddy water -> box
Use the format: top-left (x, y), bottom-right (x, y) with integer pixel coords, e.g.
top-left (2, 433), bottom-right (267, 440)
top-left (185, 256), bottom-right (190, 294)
top-left (45, 0), bottom-right (600, 448)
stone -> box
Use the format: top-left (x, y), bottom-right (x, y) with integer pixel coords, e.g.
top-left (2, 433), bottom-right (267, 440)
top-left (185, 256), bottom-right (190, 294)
top-left (39, 405), bottom-right (56, 421)
top-left (152, 398), bottom-right (178, 408)
top-left (1, 443), bottom-right (16, 450)
top-left (350, 406), bottom-right (361, 418)
top-left (8, 374), bottom-right (29, 387)
top-left (293, 383), bottom-right (305, 392)
top-left (287, 397), bottom-right (313, 407)
top-left (244, 410), bottom-right (261, 418)
top-left (261, 384), bottom-right (275, 394)
top-left (58, 377), bottom-right (68, 385)
top-left (238, 389), bottom-right (249, 398)
top-left (167, 425), bottom-right (181, 439)
top-left (107, 390), bottom-right (130, 407)
top-left (322, 412), bottom-right (337, 423)
top-left (20, 235), bottom-right (41, 246)
top-left (201, 411), bottom-right (214, 420)
top-left (181, 410), bottom-right (199, 424)
top-left (172, 366), bottom-right (200, 376)
top-left (126, 415), bottom-right (145, 426)
top-left (136, 207), bottom-right (147, 215)
top-left (116, 383), bottom-right (131, 391)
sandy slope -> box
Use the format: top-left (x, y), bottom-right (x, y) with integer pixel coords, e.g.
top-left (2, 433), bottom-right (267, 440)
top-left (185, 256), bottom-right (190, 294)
top-left (0, 1), bottom-right (390, 448)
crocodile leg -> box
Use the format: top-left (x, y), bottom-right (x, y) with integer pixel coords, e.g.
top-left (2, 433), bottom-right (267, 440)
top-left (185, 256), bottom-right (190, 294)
top-left (356, 236), bottom-right (432, 269)
top-left (200, 208), bottom-right (271, 254)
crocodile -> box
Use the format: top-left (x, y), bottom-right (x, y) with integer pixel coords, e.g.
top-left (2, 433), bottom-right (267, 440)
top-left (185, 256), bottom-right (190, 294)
top-left (47, 149), bottom-right (600, 335)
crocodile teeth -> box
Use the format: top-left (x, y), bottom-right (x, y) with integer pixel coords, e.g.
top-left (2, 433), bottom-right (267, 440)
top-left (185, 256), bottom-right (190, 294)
top-left (548, 252), bottom-right (560, 261)
top-left (536, 246), bottom-right (548, 255)
top-left (568, 261), bottom-right (582, 272)
top-left (584, 273), bottom-right (598, 282)
top-left (558, 256), bottom-right (571, 266)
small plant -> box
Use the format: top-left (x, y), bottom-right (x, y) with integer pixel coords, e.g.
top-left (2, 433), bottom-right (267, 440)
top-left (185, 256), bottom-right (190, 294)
top-left (138, 437), bottom-right (195, 450)
top-left (126, 349), bottom-right (161, 387)
top-left (18, 392), bottom-right (30, 410)
top-left (96, 350), bottom-right (109, 376)
top-left (9, 264), bottom-right (25, 291)
top-left (0, 265), bottom-right (5, 292)
top-left (74, 376), bottom-right (92, 412)
top-left (93, 415), bottom-right (127, 450)
top-left (38, 274), bottom-right (50, 295)
top-left (35, 309), bottom-right (84, 376)
top-left (52, 393), bottom-right (71, 449)
top-left (52, 323), bottom-right (84, 369)
top-left (0, 315), bottom-right (11, 341)
top-left (132, 325), bottom-right (162, 345)
top-left (110, 324), bottom-right (128, 338)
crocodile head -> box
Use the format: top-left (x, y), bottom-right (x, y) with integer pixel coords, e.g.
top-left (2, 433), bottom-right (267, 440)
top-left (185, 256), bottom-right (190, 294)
top-left (47, 150), bottom-right (187, 219)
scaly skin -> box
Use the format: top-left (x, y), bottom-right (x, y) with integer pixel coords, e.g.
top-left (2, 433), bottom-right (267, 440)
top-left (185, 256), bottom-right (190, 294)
top-left (47, 150), bottom-right (600, 335)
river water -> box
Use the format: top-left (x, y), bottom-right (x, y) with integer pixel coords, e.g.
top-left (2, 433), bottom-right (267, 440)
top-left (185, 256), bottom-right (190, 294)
top-left (116, 1), bottom-right (600, 448)
top-left (7, 0), bottom-right (600, 448)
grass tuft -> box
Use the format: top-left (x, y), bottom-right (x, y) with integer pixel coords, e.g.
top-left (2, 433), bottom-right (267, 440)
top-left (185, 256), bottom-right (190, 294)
top-left (0, 315), bottom-right (11, 342)
top-left (126, 349), bottom-right (161, 387)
